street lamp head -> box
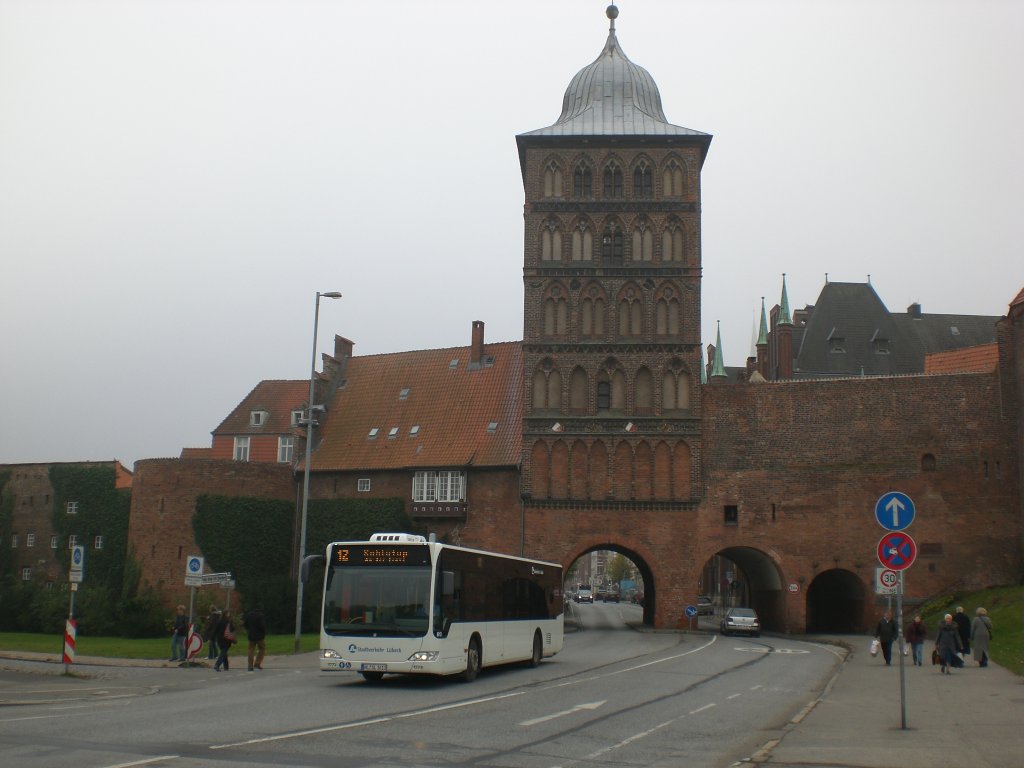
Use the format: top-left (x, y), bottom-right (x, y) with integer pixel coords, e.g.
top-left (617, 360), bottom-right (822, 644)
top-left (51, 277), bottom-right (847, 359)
top-left (320, 291), bottom-right (342, 299)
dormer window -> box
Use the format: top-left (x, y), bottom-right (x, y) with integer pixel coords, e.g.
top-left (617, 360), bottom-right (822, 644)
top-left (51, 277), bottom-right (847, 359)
top-left (410, 425), bottom-right (420, 437)
top-left (368, 428), bottom-right (380, 439)
top-left (250, 410), bottom-right (268, 427)
top-left (871, 330), bottom-right (890, 355)
top-left (399, 388), bottom-right (410, 400)
top-left (487, 421), bottom-right (498, 433)
top-left (827, 328), bottom-right (845, 354)
top-left (290, 410), bottom-right (304, 426)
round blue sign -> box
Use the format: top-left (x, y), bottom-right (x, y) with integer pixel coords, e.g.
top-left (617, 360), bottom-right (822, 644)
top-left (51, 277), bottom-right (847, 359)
top-left (875, 491), bottom-right (915, 531)
top-left (684, 605), bottom-right (697, 618)
top-left (187, 557), bottom-right (202, 574)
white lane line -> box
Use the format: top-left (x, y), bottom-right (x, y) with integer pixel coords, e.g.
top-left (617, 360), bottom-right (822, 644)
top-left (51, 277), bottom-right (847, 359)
top-left (101, 758), bottom-right (179, 768)
top-left (689, 703), bottom-right (716, 715)
top-left (210, 691), bottom-right (523, 749)
top-left (749, 684), bottom-right (763, 690)
top-left (727, 693), bottom-right (742, 700)
top-left (519, 700), bottom-right (606, 727)
top-left (547, 634), bottom-right (719, 690)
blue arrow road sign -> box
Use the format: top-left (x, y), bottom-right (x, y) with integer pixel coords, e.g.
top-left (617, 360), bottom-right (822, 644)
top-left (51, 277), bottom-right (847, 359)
top-left (875, 491), bottom-right (915, 531)
top-left (684, 605), bottom-right (697, 618)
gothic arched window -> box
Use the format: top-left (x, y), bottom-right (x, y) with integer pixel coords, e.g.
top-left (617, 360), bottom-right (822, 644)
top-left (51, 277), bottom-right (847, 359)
top-left (633, 160), bottom-right (653, 198)
top-left (573, 165), bottom-right (592, 197)
top-left (543, 160), bottom-right (563, 198)
top-left (603, 165), bottom-right (623, 197)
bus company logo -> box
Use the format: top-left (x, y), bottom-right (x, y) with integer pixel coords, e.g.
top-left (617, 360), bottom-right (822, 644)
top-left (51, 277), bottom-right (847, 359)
top-left (348, 644), bottom-right (401, 654)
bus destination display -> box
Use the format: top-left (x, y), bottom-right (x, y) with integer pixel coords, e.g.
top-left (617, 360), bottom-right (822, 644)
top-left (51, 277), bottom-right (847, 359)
top-left (332, 544), bottom-right (431, 567)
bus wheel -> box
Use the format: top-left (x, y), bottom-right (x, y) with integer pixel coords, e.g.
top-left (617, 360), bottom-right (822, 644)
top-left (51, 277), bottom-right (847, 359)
top-left (462, 638), bottom-right (481, 682)
top-left (529, 632), bottom-right (543, 667)
top-left (361, 671), bottom-right (384, 683)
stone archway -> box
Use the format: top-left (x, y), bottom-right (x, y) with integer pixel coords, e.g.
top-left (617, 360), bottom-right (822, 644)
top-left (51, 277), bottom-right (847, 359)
top-left (565, 543), bottom-right (657, 626)
top-left (702, 546), bottom-right (786, 633)
top-left (806, 569), bottom-right (866, 633)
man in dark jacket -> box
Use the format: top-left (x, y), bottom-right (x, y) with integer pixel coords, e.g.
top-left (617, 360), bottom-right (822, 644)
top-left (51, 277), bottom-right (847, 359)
top-left (953, 606), bottom-right (971, 655)
top-left (874, 611), bottom-right (899, 665)
top-left (244, 606), bottom-right (267, 671)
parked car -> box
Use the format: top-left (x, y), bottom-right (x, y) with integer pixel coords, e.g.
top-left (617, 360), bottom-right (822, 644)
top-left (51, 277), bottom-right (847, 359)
top-left (575, 588), bottom-right (594, 603)
top-left (596, 589), bottom-right (620, 603)
top-left (697, 595), bottom-right (714, 615)
top-left (720, 607), bottom-right (760, 636)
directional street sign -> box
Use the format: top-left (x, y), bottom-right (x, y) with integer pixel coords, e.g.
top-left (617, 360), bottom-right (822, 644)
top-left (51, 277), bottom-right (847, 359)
top-left (875, 491), bottom-right (916, 531)
top-left (684, 605), bottom-right (697, 618)
top-left (877, 532), bottom-right (917, 571)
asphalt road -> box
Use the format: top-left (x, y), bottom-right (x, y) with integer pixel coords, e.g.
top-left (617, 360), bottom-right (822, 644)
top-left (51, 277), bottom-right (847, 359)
top-left (0, 603), bottom-right (842, 768)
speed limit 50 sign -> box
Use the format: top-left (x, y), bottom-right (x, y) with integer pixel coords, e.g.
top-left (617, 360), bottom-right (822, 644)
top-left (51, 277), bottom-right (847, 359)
top-left (875, 567), bottom-right (899, 595)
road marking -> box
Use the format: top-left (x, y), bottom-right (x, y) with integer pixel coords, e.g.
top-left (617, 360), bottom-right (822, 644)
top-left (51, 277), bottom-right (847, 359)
top-left (689, 703), bottom-right (716, 715)
top-left (547, 635), bottom-right (719, 691)
top-left (101, 758), bottom-right (179, 768)
top-left (727, 693), bottom-right (742, 700)
top-left (519, 700), bottom-right (606, 726)
top-left (210, 691), bottom-right (523, 749)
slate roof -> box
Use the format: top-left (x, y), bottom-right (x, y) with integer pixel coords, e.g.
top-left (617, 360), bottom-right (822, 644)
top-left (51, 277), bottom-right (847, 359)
top-left (792, 282), bottom-right (998, 377)
top-left (310, 342), bottom-right (523, 472)
top-left (213, 380), bottom-right (309, 436)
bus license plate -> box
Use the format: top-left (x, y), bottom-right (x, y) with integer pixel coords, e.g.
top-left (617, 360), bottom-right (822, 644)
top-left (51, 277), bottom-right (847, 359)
top-left (360, 663), bottom-right (387, 672)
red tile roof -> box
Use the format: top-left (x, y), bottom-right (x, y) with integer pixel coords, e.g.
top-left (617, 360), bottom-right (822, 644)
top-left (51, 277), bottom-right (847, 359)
top-left (924, 343), bottom-right (998, 374)
top-left (213, 380), bottom-right (310, 436)
top-left (311, 341), bottom-right (522, 471)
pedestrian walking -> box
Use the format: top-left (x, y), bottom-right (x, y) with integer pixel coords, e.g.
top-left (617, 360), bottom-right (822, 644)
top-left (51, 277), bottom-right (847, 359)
top-left (953, 606), bottom-right (971, 655)
top-left (203, 606), bottom-right (221, 661)
top-left (169, 605), bottom-right (188, 662)
top-left (214, 610), bottom-right (237, 671)
top-left (905, 614), bottom-right (928, 666)
top-left (874, 611), bottom-right (898, 665)
top-left (243, 605), bottom-right (267, 671)
top-left (934, 613), bottom-right (962, 674)
top-left (971, 607), bottom-right (994, 667)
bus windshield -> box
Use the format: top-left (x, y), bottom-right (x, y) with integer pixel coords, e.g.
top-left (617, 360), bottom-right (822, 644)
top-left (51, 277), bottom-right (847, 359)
top-left (323, 564), bottom-right (432, 637)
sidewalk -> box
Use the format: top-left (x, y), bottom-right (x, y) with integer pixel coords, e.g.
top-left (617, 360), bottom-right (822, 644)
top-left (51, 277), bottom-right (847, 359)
top-left (758, 638), bottom-right (1024, 767)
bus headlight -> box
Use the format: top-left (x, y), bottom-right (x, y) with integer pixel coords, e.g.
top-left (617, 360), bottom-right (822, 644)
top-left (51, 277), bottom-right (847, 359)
top-left (321, 649), bottom-right (342, 659)
top-left (408, 651), bottom-right (439, 662)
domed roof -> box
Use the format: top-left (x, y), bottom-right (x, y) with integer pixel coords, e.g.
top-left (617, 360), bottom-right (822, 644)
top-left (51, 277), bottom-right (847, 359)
top-left (520, 5), bottom-right (708, 138)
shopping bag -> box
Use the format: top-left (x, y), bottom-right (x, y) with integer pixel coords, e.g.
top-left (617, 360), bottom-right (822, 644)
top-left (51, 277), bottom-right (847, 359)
top-left (931, 648), bottom-right (940, 665)
top-left (870, 638), bottom-right (880, 657)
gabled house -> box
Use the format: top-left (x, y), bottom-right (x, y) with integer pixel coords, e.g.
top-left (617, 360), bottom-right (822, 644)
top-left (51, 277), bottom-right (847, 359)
top-left (197, 380), bottom-right (312, 464)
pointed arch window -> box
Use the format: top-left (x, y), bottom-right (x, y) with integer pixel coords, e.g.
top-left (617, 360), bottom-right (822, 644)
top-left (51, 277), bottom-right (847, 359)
top-left (572, 222), bottom-right (593, 261)
top-left (632, 219), bottom-right (653, 262)
top-left (662, 221), bottom-right (685, 262)
top-left (581, 285), bottom-right (606, 338)
top-left (633, 160), bottom-right (653, 198)
top-left (635, 367), bottom-right (654, 414)
top-left (543, 285), bottom-right (568, 336)
top-left (617, 286), bottom-right (643, 336)
top-left (573, 165), bottom-right (592, 197)
top-left (602, 225), bottom-right (623, 262)
top-left (569, 368), bottom-right (589, 413)
top-left (663, 370), bottom-right (691, 410)
top-left (655, 286), bottom-right (681, 336)
top-left (543, 161), bottom-right (563, 198)
top-left (541, 219), bottom-right (562, 262)
top-left (663, 158), bottom-right (685, 197)
top-left (603, 165), bottom-right (623, 197)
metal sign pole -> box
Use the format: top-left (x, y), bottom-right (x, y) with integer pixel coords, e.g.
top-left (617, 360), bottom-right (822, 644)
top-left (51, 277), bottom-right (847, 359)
top-left (898, 570), bottom-right (907, 730)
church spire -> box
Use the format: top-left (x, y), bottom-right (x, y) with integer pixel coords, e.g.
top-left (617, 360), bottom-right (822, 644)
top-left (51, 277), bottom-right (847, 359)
top-left (779, 273), bottom-right (793, 326)
top-left (757, 296), bottom-right (769, 346)
top-left (711, 321), bottom-right (727, 380)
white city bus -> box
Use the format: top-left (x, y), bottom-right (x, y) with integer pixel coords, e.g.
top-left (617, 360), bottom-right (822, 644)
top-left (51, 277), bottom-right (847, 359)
top-left (308, 533), bottom-right (564, 682)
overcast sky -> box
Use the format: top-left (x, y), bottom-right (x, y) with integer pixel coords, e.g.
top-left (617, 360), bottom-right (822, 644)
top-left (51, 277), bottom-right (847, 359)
top-left (2, 0), bottom-right (1021, 470)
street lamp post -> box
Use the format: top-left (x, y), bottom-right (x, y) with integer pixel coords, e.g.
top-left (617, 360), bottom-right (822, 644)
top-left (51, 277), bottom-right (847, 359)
top-left (294, 290), bottom-right (341, 653)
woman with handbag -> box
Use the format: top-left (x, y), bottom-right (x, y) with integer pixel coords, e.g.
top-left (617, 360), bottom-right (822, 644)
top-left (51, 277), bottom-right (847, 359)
top-left (214, 610), bottom-right (237, 672)
top-left (934, 613), bottom-right (962, 675)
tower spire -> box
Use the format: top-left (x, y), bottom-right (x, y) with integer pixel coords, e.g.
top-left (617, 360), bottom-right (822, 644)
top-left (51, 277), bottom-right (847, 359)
top-left (757, 297), bottom-right (769, 346)
top-left (711, 321), bottom-right (727, 380)
top-left (607, 3), bottom-right (618, 33)
top-left (779, 273), bottom-right (793, 326)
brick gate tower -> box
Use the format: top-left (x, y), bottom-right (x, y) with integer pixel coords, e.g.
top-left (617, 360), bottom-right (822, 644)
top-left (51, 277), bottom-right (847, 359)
top-left (515, 5), bottom-right (712, 624)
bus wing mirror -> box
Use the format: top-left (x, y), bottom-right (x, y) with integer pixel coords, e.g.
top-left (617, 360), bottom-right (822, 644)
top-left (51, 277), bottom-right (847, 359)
top-left (300, 554), bottom-right (324, 583)
top-left (442, 570), bottom-right (455, 596)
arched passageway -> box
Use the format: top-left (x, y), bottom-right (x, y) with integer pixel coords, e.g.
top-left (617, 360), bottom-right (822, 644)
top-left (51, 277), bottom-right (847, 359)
top-left (566, 544), bottom-right (656, 626)
top-left (700, 546), bottom-right (785, 632)
top-left (806, 569), bottom-right (866, 633)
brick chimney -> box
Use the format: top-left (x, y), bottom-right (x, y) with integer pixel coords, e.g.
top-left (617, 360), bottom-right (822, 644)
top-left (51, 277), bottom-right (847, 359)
top-left (470, 320), bottom-right (485, 366)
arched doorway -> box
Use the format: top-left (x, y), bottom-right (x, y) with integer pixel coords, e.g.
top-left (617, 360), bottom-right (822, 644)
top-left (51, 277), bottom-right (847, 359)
top-left (699, 546), bottom-right (785, 632)
top-left (566, 544), bottom-right (656, 626)
top-left (806, 569), bottom-right (866, 633)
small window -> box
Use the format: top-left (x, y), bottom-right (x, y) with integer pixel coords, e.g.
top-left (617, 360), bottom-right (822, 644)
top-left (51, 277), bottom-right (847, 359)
top-left (357, 478), bottom-right (371, 492)
top-left (486, 421), bottom-right (498, 433)
top-left (10, 534), bottom-right (17, 549)
top-left (66, 501), bottom-right (79, 515)
top-left (233, 436), bottom-right (250, 461)
top-left (26, 533), bottom-right (36, 548)
top-left (597, 381), bottom-right (611, 410)
top-left (21, 568), bottom-right (32, 582)
top-left (995, 461), bottom-right (1001, 479)
top-left (50, 534), bottom-right (58, 549)
top-left (724, 505), bottom-right (738, 525)
top-left (388, 427), bottom-right (399, 439)
top-left (68, 535), bottom-right (78, 549)
top-left (250, 410), bottom-right (266, 426)
top-left (399, 388), bottom-right (410, 400)
top-left (449, 359), bottom-right (459, 369)
top-left (278, 436), bottom-right (294, 463)
top-left (921, 453), bottom-right (936, 471)
top-left (409, 425), bottom-right (420, 437)
top-left (368, 427), bottom-right (379, 439)
top-left (94, 536), bottom-right (104, 550)
top-left (291, 410), bottom-right (304, 426)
